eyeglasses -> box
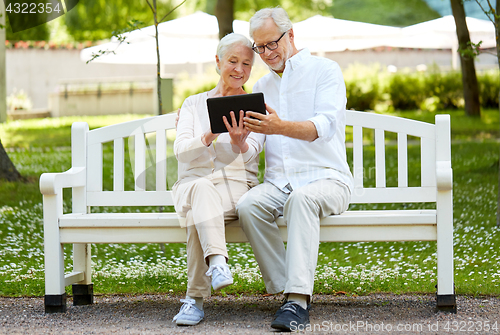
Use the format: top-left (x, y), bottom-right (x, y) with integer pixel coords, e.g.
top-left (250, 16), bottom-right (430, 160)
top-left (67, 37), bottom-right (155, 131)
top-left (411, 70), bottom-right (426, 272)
top-left (252, 31), bottom-right (287, 54)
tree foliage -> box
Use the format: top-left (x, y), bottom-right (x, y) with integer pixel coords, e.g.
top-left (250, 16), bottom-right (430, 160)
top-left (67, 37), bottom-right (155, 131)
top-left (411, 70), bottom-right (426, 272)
top-left (194, 0), bottom-right (332, 39)
top-left (190, 0), bottom-right (332, 22)
top-left (64, 0), bottom-right (177, 41)
top-left (327, 0), bottom-right (440, 26)
top-left (233, 0), bottom-right (332, 21)
top-left (5, 20), bottom-right (49, 41)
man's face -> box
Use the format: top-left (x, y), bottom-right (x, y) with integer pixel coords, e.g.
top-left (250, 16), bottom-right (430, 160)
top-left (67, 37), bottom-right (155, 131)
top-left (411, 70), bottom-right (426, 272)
top-left (252, 18), bottom-right (293, 73)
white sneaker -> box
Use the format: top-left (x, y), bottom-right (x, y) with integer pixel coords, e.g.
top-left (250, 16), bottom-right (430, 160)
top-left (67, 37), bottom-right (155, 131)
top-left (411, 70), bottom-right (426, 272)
top-left (172, 299), bottom-right (204, 326)
top-left (205, 264), bottom-right (233, 290)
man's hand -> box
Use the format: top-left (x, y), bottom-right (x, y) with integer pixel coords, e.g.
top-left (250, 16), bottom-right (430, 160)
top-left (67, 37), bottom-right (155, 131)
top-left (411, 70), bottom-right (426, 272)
top-left (175, 108), bottom-right (181, 129)
top-left (243, 103), bottom-right (282, 135)
top-left (223, 110), bottom-right (250, 153)
top-left (244, 103), bottom-right (319, 141)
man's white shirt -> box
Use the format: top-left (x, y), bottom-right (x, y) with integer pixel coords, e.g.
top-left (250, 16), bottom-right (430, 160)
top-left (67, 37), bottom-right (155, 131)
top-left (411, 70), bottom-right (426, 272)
top-left (253, 48), bottom-right (354, 193)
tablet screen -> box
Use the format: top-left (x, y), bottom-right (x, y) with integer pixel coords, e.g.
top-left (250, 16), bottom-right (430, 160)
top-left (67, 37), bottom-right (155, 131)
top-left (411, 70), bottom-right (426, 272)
top-left (206, 92), bottom-right (266, 133)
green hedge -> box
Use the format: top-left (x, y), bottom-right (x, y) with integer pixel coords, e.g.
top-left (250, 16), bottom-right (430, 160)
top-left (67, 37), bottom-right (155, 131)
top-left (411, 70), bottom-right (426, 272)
top-left (479, 71), bottom-right (500, 108)
top-left (423, 70), bottom-right (464, 110)
top-left (346, 81), bottom-right (380, 111)
top-left (387, 72), bottom-right (426, 110)
top-left (344, 67), bottom-right (498, 112)
top-left (343, 63), bottom-right (382, 111)
top-left (175, 65), bottom-right (498, 112)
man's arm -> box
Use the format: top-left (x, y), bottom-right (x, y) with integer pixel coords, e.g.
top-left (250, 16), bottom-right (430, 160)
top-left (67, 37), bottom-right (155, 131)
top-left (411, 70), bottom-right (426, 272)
top-left (277, 120), bottom-right (318, 142)
top-left (244, 104), bottom-right (319, 142)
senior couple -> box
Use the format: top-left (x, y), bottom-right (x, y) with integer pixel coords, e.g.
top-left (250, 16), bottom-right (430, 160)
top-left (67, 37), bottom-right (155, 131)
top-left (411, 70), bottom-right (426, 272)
top-left (172, 7), bottom-right (353, 331)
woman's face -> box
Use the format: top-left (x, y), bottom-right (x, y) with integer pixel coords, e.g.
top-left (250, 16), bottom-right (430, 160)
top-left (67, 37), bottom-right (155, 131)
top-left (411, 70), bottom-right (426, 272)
top-left (216, 43), bottom-right (253, 89)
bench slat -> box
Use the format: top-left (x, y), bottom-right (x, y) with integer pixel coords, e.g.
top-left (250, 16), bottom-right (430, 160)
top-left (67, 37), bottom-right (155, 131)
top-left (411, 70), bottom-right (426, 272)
top-left (85, 186), bottom-right (437, 207)
top-left (346, 111), bottom-right (435, 139)
top-left (87, 143), bottom-right (103, 192)
top-left (156, 130), bottom-right (167, 192)
top-left (59, 224), bottom-right (437, 244)
top-left (375, 128), bottom-right (386, 188)
top-left (87, 114), bottom-right (177, 145)
top-left (350, 186), bottom-right (436, 203)
top-left (59, 209), bottom-right (436, 228)
top-left (64, 271), bottom-right (84, 286)
top-left (353, 125), bottom-right (363, 188)
top-left (134, 133), bottom-right (146, 191)
top-left (87, 191), bottom-right (175, 206)
top-left (397, 133), bottom-right (408, 187)
top-left (60, 225), bottom-right (436, 243)
top-left (113, 138), bottom-right (125, 192)
top-left (421, 137), bottom-right (436, 187)
top-left (317, 225), bottom-right (437, 242)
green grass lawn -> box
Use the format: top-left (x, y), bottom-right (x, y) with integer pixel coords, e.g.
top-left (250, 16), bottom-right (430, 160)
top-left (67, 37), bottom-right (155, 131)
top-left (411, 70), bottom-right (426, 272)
top-left (0, 110), bottom-right (499, 297)
top-left (0, 114), bottom-right (149, 149)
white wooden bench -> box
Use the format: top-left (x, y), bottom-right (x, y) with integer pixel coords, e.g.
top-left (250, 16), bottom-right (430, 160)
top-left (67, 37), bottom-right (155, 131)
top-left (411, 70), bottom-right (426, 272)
top-left (40, 111), bottom-right (455, 313)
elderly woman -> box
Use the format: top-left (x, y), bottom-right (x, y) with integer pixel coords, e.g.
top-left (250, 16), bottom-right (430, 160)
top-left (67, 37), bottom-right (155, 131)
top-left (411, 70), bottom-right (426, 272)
top-left (172, 33), bottom-right (265, 326)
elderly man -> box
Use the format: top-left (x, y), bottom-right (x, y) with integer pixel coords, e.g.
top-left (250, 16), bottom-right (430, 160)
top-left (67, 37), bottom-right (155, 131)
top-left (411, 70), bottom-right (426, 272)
top-left (237, 7), bottom-right (354, 331)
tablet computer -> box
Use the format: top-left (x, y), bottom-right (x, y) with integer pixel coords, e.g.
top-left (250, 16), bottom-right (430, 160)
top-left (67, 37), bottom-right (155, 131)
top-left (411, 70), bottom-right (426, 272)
top-left (206, 92), bottom-right (266, 133)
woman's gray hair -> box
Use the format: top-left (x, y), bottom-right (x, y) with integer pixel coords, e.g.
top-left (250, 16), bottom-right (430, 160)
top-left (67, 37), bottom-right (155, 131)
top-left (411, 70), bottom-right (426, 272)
top-left (216, 33), bottom-right (254, 75)
top-left (249, 7), bottom-right (292, 39)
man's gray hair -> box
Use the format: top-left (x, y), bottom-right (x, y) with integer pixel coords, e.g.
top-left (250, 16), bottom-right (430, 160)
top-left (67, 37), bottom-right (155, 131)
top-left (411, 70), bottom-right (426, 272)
top-left (249, 7), bottom-right (292, 39)
top-left (216, 33), bottom-right (254, 74)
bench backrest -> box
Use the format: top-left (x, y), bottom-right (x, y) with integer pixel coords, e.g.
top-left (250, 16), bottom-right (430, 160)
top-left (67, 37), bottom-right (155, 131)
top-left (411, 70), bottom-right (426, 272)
top-left (71, 111), bottom-right (450, 209)
top-left (347, 112), bottom-right (450, 204)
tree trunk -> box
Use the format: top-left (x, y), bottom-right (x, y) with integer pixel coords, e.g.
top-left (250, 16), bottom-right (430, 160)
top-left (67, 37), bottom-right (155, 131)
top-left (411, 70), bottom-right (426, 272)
top-left (0, 140), bottom-right (21, 181)
top-left (153, 0), bottom-right (162, 115)
top-left (0, 2), bottom-right (19, 181)
top-left (1, 0), bottom-right (7, 123)
top-left (215, 0), bottom-right (234, 40)
top-left (450, 0), bottom-right (481, 117)
top-left (495, 0), bottom-right (500, 227)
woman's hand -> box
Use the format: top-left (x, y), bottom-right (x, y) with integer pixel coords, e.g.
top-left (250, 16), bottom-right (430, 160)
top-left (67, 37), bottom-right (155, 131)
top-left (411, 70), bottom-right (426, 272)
top-left (223, 110), bottom-right (250, 153)
top-left (202, 130), bottom-right (219, 147)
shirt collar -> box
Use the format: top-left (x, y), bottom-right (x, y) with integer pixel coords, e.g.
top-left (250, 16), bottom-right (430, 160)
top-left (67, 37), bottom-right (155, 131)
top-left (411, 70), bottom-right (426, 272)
top-left (286, 48), bottom-right (310, 71)
top-left (269, 48), bottom-right (311, 77)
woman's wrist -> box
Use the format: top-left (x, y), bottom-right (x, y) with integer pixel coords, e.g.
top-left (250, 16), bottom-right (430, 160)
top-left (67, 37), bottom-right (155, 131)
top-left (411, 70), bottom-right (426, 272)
top-left (202, 133), bottom-right (215, 146)
top-left (231, 140), bottom-right (249, 153)
top-left (239, 142), bottom-right (249, 153)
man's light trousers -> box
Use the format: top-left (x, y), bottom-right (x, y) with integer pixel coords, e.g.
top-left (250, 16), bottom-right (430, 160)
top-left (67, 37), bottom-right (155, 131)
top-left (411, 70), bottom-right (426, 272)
top-left (236, 179), bottom-right (350, 297)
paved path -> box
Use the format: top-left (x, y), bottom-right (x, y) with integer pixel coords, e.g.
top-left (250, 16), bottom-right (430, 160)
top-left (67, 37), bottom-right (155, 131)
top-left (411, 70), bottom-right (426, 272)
top-left (1, 293), bottom-right (499, 334)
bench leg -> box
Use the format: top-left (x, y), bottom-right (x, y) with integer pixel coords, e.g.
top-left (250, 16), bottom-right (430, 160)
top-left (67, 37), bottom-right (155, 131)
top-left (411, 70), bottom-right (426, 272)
top-left (43, 194), bottom-right (67, 313)
top-left (45, 293), bottom-right (67, 313)
top-left (72, 284), bottom-right (94, 306)
top-left (436, 189), bottom-right (456, 313)
top-left (436, 293), bottom-right (457, 313)
top-left (72, 243), bottom-right (93, 306)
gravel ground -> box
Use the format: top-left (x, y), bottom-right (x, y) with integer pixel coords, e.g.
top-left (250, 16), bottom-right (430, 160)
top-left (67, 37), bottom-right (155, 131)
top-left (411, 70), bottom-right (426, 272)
top-left (1, 293), bottom-right (499, 334)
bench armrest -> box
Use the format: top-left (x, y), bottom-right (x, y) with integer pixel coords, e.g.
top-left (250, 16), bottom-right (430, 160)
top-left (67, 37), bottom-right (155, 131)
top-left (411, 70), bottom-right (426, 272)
top-left (40, 167), bottom-right (86, 195)
top-left (436, 161), bottom-right (452, 191)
